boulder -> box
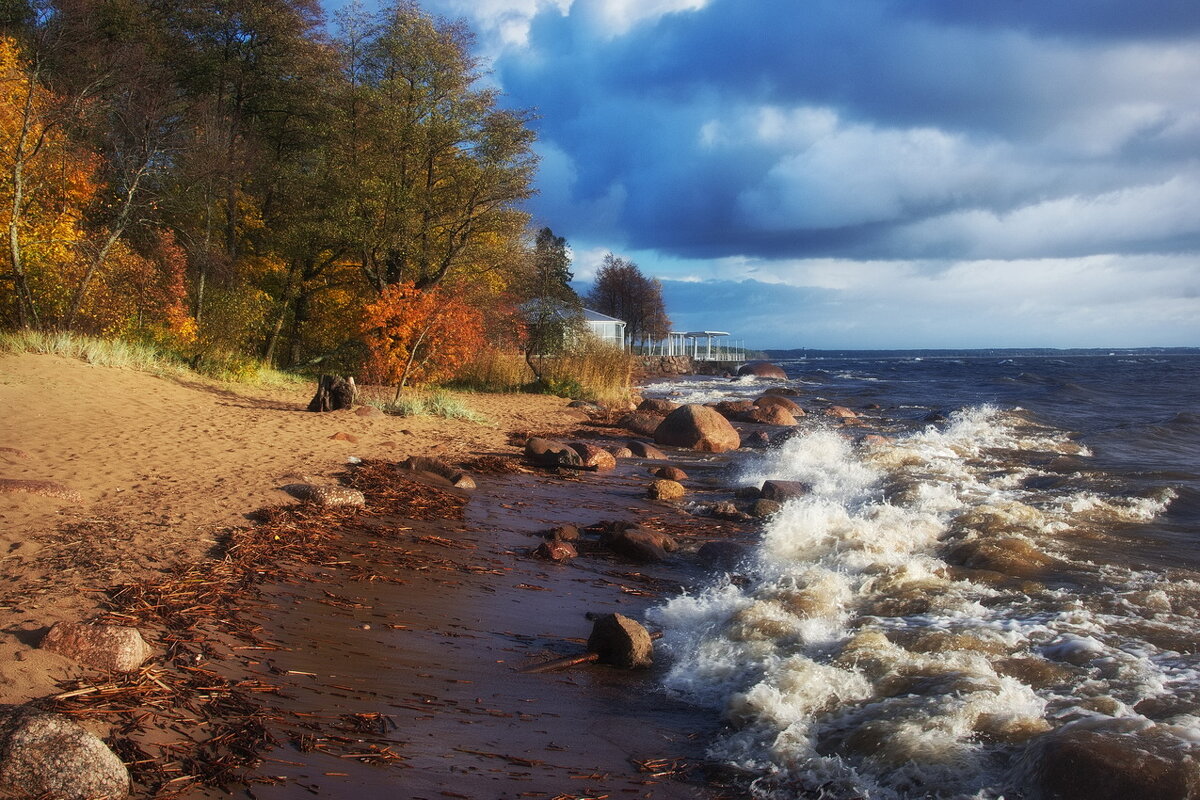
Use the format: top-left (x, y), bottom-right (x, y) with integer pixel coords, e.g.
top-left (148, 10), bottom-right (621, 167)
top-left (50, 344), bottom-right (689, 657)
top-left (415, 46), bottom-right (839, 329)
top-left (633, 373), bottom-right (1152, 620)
top-left (741, 431), bottom-right (771, 449)
top-left (654, 405), bottom-right (741, 453)
top-left (637, 398), bottom-right (681, 415)
top-left (617, 412), bottom-right (663, 438)
top-left (569, 443), bottom-right (617, 472)
top-left (826, 405), bottom-right (859, 419)
top-left (651, 466), bottom-right (688, 481)
top-left (744, 405), bottom-right (797, 426)
top-left (760, 480), bottom-right (810, 502)
top-left (307, 374), bottom-right (357, 412)
top-left (762, 386), bottom-right (802, 397)
top-left (607, 445), bottom-right (634, 459)
top-left (397, 456), bottom-right (476, 489)
top-left (626, 441), bottom-right (667, 460)
top-left (1033, 727), bottom-right (1200, 800)
top-left (861, 434), bottom-right (890, 447)
top-left (751, 498), bottom-right (783, 518)
top-left (39, 622), bottom-right (153, 673)
top-left (524, 437), bottom-right (583, 468)
top-left (0, 706), bottom-right (130, 800)
top-left (712, 400), bottom-right (755, 419)
top-left (531, 540), bottom-right (577, 562)
top-left (282, 483), bottom-right (366, 508)
top-left (544, 525), bottom-right (581, 542)
top-left (754, 394), bottom-right (805, 416)
top-left (587, 613), bottom-right (653, 669)
top-left (647, 479), bottom-right (686, 501)
top-left (735, 486), bottom-right (763, 500)
top-left (737, 362), bottom-right (788, 379)
top-left (601, 525), bottom-right (677, 562)
top-left (697, 541), bottom-right (749, 570)
top-left (708, 500), bottom-right (750, 521)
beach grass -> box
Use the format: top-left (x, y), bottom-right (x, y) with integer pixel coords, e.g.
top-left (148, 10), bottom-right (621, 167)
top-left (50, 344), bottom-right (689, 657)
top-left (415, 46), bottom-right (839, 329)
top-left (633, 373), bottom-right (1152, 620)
top-left (0, 330), bottom-right (303, 388)
top-left (453, 341), bottom-right (634, 406)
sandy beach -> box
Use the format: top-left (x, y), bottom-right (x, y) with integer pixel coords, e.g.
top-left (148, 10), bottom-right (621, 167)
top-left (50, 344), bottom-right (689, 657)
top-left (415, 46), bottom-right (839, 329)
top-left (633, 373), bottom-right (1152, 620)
top-left (0, 352), bottom-right (746, 798)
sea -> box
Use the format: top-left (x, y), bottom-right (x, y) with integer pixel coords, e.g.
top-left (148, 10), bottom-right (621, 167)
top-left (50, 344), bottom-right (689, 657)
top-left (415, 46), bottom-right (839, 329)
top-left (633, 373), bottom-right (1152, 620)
top-left (640, 348), bottom-right (1200, 799)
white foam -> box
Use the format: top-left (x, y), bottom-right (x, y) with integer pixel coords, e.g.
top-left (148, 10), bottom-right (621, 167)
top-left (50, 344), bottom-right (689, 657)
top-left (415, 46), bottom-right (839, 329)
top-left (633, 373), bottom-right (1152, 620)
top-left (654, 403), bottom-right (1190, 798)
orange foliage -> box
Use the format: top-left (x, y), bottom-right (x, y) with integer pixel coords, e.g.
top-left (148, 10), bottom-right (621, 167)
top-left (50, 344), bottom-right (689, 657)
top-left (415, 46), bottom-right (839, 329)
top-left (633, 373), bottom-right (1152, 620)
top-left (0, 35), bottom-right (99, 328)
top-left (361, 282), bottom-right (484, 389)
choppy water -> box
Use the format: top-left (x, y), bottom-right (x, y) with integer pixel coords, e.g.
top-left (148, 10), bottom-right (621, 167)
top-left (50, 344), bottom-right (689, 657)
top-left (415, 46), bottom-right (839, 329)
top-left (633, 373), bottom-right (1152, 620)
top-left (643, 350), bottom-right (1200, 799)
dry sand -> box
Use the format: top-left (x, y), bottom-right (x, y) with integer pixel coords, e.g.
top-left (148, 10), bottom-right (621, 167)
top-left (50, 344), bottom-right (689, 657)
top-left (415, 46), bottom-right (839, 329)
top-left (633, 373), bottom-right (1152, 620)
top-left (0, 353), bottom-right (588, 706)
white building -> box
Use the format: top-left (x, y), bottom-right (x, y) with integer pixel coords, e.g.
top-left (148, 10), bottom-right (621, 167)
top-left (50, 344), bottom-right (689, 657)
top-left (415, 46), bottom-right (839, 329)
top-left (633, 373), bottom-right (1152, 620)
top-left (582, 308), bottom-right (626, 349)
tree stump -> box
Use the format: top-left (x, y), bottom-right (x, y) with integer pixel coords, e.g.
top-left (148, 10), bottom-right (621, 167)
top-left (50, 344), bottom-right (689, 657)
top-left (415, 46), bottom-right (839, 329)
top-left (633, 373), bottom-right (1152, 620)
top-left (307, 375), bottom-right (357, 412)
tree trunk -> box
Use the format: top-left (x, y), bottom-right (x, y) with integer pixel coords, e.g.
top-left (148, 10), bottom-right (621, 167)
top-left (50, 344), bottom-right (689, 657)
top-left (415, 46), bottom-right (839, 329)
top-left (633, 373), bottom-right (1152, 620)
top-left (307, 374), bottom-right (357, 412)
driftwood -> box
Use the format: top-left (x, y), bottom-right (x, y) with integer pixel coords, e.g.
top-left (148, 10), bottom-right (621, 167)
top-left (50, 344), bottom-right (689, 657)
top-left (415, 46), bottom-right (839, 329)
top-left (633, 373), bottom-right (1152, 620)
top-left (307, 374), bottom-right (357, 412)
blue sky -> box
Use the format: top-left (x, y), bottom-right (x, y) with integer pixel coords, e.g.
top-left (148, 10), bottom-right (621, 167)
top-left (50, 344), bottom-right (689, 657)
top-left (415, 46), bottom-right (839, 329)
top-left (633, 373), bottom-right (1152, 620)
top-left (336, 0), bottom-right (1200, 349)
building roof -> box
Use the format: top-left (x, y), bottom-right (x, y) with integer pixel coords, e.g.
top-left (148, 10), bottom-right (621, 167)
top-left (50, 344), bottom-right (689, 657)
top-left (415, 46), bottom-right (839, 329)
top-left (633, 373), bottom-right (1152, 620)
top-left (582, 308), bottom-right (625, 324)
top-left (683, 330), bottom-right (730, 337)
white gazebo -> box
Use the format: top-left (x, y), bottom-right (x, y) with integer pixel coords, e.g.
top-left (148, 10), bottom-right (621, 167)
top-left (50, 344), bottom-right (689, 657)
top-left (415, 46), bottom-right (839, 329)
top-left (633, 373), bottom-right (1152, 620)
top-left (582, 308), bottom-right (626, 349)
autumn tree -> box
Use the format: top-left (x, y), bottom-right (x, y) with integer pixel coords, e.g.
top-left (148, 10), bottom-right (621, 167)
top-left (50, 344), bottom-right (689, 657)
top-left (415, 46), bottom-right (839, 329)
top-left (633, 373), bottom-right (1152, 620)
top-left (514, 226), bottom-right (584, 378)
top-left (585, 253), bottom-right (670, 348)
top-left (361, 280), bottom-right (484, 398)
top-left (340, 1), bottom-right (537, 294)
top-left (0, 34), bottom-right (96, 330)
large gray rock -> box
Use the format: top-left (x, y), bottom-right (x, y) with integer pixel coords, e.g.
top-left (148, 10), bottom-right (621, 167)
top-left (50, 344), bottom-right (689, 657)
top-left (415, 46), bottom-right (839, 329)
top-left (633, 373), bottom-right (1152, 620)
top-left (282, 483), bottom-right (366, 507)
top-left (617, 412), bottom-right (663, 437)
top-left (626, 441), bottom-right (667, 460)
top-left (397, 456), bottom-right (476, 489)
top-left (654, 404), bottom-right (740, 453)
top-left (587, 614), bottom-right (653, 669)
top-left (737, 362), bottom-right (788, 379)
top-left (524, 437), bottom-right (583, 468)
top-left (569, 443), bottom-right (617, 471)
top-left (40, 622), bottom-right (153, 673)
top-left (1032, 727), bottom-right (1200, 800)
top-left (0, 707), bottom-right (130, 799)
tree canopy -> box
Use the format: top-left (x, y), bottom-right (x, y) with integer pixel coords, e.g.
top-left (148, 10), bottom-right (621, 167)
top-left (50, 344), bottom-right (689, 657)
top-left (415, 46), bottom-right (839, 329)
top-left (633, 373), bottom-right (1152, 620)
top-left (584, 253), bottom-right (671, 347)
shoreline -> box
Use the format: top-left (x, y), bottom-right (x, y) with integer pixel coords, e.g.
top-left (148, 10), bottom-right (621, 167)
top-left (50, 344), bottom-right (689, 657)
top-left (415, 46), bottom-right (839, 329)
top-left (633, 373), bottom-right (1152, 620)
top-left (0, 352), bottom-right (770, 798)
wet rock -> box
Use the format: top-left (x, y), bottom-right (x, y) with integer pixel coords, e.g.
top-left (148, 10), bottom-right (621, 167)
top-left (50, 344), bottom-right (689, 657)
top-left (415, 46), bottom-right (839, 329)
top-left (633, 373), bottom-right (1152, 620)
top-left (607, 445), bottom-right (634, 459)
top-left (651, 466), bottom-right (688, 481)
top-left (861, 434), bottom-right (890, 447)
top-left (587, 613), bottom-right (653, 669)
top-left (708, 500), bottom-right (750, 521)
top-left (0, 706), bottom-right (130, 799)
top-left (697, 541), bottom-right (749, 570)
top-left (282, 483), bottom-right (366, 508)
top-left (397, 456), bottom-right (476, 489)
top-left (737, 362), bottom-right (788, 379)
top-left (648, 479), bottom-right (686, 501)
top-left (712, 400), bottom-right (755, 419)
top-left (626, 441), bottom-right (667, 460)
top-left (601, 525), bottom-right (676, 562)
top-left (637, 398), bottom-right (680, 415)
top-left (1033, 727), bottom-right (1200, 800)
top-left (39, 622), bottom-right (153, 673)
top-left (754, 394), bottom-right (805, 416)
top-left (524, 437), bottom-right (583, 468)
top-left (531, 540), bottom-right (577, 562)
top-left (760, 480), bottom-right (810, 502)
top-left (569, 443), bottom-right (617, 471)
top-left (744, 405), bottom-right (797, 426)
top-left (825, 405), bottom-right (859, 419)
top-left (762, 386), bottom-right (802, 396)
top-left (751, 498), bottom-right (782, 518)
top-left (924, 410), bottom-right (947, 422)
top-left (654, 404), bottom-right (741, 453)
top-left (544, 524), bottom-right (581, 542)
top-left (946, 536), bottom-right (1057, 578)
top-left (617, 412), bottom-right (663, 437)
top-left (741, 431), bottom-right (771, 449)
top-left (735, 486), bottom-right (762, 500)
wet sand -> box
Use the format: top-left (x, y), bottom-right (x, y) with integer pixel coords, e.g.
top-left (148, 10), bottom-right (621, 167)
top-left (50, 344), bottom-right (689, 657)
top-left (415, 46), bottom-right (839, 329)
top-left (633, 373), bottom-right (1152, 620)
top-left (0, 353), bottom-right (755, 798)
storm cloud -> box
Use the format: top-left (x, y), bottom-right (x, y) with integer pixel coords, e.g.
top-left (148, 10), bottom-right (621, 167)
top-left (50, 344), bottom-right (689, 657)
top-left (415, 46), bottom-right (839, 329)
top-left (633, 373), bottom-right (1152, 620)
top-left (420, 0), bottom-right (1199, 347)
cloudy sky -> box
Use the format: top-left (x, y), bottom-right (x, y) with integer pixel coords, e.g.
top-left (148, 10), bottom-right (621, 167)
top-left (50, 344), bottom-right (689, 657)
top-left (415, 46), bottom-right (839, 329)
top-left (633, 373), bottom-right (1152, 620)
top-left (380, 0), bottom-right (1200, 349)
